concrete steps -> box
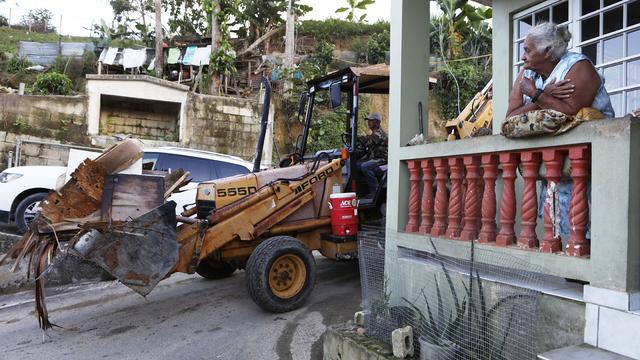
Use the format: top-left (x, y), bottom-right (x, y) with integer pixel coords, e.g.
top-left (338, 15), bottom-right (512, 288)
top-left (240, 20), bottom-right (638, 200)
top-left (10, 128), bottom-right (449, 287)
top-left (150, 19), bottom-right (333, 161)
top-left (538, 344), bottom-right (635, 360)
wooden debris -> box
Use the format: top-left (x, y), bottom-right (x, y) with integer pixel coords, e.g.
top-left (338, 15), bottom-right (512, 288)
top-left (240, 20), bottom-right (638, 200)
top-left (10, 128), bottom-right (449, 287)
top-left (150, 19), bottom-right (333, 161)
top-left (0, 139), bottom-right (146, 330)
top-left (101, 174), bottom-right (165, 222)
top-left (164, 171), bottom-right (190, 199)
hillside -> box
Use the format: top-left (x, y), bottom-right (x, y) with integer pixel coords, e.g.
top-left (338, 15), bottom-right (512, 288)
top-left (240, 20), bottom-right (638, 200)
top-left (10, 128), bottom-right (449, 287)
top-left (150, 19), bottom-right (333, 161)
top-left (0, 28), bottom-right (94, 55)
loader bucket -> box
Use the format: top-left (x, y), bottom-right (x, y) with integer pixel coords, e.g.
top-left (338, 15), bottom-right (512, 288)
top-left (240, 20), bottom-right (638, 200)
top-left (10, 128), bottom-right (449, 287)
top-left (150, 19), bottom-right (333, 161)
top-left (73, 201), bottom-right (178, 296)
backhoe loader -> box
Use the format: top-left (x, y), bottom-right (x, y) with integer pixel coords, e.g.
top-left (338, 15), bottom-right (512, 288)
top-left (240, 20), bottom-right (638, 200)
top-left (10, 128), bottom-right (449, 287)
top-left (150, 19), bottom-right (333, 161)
top-left (3, 67), bottom-right (390, 329)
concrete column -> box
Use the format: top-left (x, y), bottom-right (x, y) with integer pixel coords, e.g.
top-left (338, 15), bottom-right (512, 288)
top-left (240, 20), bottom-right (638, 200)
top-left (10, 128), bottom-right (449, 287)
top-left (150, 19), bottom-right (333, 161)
top-left (86, 83), bottom-right (101, 135)
top-left (387, 0), bottom-right (429, 232)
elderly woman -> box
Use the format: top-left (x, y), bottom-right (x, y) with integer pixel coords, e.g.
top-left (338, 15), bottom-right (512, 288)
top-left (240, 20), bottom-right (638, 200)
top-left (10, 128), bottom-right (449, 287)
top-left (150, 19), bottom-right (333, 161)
top-left (506, 23), bottom-right (614, 242)
top-left (507, 23), bottom-right (614, 118)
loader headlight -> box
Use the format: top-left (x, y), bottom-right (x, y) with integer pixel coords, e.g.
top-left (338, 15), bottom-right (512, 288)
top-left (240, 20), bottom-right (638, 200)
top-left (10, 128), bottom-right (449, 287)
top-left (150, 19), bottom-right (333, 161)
top-left (0, 172), bottom-right (23, 183)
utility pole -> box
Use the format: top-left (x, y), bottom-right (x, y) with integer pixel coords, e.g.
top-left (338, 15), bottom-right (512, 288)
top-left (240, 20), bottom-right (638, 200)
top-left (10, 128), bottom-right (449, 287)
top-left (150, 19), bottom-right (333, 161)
top-left (209, 0), bottom-right (221, 95)
top-left (154, 0), bottom-right (163, 78)
top-left (283, 0), bottom-right (295, 92)
top-left (58, 15), bottom-right (62, 57)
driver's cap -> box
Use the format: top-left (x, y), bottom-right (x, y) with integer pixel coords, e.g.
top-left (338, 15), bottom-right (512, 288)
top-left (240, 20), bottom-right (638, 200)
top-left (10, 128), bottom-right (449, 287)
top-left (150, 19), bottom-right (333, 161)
top-left (365, 113), bottom-right (382, 122)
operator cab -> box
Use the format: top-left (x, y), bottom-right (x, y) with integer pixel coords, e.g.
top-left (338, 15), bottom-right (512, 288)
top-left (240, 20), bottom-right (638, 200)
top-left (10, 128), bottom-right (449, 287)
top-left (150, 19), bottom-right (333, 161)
top-left (289, 64), bottom-right (390, 219)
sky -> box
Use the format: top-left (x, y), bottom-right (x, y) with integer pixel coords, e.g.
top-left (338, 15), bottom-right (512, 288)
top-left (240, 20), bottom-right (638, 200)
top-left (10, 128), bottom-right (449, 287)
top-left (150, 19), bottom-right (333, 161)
top-left (0, 0), bottom-right (393, 37)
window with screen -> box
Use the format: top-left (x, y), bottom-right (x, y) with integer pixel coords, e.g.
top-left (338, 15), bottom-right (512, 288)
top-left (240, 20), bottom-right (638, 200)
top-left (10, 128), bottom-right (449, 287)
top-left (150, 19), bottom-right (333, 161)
top-left (512, 0), bottom-right (640, 115)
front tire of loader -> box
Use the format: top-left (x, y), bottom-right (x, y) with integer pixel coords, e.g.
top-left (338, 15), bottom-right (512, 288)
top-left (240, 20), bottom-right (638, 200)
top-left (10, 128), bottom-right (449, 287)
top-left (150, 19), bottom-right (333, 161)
top-left (246, 236), bottom-right (316, 313)
top-left (196, 258), bottom-right (236, 280)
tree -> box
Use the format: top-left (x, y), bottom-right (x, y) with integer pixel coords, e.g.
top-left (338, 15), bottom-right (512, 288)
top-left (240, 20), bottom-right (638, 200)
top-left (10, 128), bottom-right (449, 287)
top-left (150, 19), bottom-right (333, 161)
top-left (430, 0), bottom-right (492, 60)
top-left (429, 0), bottom-right (493, 120)
top-left (367, 29), bottom-right (389, 64)
top-left (20, 8), bottom-right (55, 33)
top-left (154, 0), bottom-right (164, 78)
top-left (335, 0), bottom-right (375, 23)
top-left (109, 0), bottom-right (155, 45)
top-left (233, 0), bottom-right (311, 47)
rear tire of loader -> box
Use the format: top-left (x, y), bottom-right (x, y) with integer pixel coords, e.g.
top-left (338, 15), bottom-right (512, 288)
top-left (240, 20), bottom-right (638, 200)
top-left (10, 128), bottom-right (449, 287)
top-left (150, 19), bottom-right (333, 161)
top-left (196, 258), bottom-right (236, 280)
top-left (246, 236), bottom-right (316, 313)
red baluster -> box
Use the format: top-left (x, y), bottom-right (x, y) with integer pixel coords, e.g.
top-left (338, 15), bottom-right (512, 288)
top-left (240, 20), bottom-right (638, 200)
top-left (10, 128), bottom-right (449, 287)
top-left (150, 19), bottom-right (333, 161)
top-left (419, 159), bottom-right (435, 234)
top-left (478, 154), bottom-right (498, 243)
top-left (446, 157), bottom-right (464, 238)
top-left (430, 158), bottom-right (449, 236)
top-left (540, 150), bottom-right (563, 253)
top-left (496, 153), bottom-right (519, 246)
top-left (566, 146), bottom-right (590, 257)
top-left (461, 156), bottom-right (481, 241)
top-left (405, 160), bottom-right (421, 232)
top-left (518, 151), bottom-right (541, 249)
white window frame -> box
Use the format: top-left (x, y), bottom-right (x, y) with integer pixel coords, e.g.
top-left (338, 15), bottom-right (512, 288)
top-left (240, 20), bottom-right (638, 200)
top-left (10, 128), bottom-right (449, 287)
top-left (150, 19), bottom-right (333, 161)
top-left (512, 0), bottom-right (640, 114)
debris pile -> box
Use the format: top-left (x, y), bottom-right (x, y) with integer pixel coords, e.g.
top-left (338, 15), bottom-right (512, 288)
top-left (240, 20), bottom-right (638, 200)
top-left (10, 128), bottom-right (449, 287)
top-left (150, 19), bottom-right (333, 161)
top-left (0, 139), bottom-right (189, 329)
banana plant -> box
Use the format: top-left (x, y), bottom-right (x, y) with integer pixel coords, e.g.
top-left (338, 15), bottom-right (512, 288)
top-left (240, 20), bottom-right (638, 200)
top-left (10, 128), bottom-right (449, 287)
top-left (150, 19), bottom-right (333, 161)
top-left (335, 0), bottom-right (375, 23)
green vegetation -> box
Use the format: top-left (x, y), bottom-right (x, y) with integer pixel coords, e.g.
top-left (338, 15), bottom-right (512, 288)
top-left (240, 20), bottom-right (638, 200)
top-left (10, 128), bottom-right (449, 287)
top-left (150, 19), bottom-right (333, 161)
top-left (335, 0), bottom-right (376, 23)
top-left (433, 62), bottom-right (484, 120)
top-left (0, 28), bottom-right (93, 55)
top-left (31, 72), bottom-right (73, 95)
top-left (430, 0), bottom-right (493, 120)
top-left (5, 56), bottom-right (31, 74)
top-left (367, 30), bottom-right (389, 64)
top-left (298, 19), bottom-right (389, 41)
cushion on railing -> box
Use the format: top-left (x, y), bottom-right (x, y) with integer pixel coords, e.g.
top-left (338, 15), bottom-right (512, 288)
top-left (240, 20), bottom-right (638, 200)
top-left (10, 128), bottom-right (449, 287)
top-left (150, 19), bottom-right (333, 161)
top-left (501, 107), bottom-right (605, 138)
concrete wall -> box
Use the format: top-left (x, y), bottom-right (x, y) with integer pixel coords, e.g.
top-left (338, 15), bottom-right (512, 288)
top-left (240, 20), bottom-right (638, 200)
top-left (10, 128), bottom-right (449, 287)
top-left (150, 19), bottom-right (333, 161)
top-left (0, 94), bottom-right (91, 171)
top-left (86, 75), bottom-right (189, 138)
top-left (0, 81), bottom-right (273, 170)
top-left (184, 93), bottom-right (274, 163)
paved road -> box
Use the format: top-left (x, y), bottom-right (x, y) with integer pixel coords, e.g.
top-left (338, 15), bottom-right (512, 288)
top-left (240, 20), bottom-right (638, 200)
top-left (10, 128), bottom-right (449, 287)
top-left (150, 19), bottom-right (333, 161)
top-left (0, 256), bottom-right (361, 360)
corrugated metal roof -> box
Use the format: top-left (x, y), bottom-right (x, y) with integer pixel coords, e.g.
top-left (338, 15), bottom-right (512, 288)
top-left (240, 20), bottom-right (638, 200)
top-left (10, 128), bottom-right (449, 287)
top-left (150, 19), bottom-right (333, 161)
top-left (17, 41), bottom-right (95, 66)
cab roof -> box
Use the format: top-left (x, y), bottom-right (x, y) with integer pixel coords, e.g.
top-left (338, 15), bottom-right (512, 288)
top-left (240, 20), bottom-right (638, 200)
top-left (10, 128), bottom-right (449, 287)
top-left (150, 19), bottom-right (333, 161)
top-left (306, 64), bottom-right (437, 94)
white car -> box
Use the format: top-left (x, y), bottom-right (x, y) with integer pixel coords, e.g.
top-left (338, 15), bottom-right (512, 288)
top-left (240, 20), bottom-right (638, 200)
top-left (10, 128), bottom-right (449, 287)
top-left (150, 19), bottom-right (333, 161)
top-left (0, 147), bottom-right (254, 233)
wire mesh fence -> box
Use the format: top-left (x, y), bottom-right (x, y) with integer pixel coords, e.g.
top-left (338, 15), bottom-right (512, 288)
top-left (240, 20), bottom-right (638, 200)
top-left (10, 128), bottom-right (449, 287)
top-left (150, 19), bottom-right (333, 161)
top-left (358, 228), bottom-right (543, 360)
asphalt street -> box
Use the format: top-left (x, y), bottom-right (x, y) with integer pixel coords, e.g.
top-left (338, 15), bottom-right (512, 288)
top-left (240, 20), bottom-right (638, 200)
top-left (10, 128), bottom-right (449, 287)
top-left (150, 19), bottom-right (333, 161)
top-left (0, 255), bottom-right (362, 360)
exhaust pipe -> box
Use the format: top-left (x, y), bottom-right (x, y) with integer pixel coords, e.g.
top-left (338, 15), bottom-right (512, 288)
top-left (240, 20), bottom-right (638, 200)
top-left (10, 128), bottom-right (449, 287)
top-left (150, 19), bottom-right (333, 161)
top-left (253, 76), bottom-right (272, 173)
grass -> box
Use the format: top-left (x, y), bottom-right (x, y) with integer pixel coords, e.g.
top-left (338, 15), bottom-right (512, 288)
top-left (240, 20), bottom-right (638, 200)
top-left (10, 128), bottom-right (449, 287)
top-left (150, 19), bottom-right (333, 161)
top-left (0, 27), bottom-right (93, 54)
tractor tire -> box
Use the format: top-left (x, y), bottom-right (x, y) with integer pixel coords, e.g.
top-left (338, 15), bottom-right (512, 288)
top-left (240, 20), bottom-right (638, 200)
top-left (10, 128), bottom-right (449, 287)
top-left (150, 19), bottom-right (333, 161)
top-left (246, 236), bottom-right (316, 313)
top-left (196, 258), bottom-right (236, 280)
top-left (15, 192), bottom-right (47, 234)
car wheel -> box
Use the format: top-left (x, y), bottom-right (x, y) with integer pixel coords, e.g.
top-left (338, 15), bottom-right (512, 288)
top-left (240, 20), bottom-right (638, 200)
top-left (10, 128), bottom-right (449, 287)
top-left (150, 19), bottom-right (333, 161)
top-left (15, 193), bottom-right (47, 233)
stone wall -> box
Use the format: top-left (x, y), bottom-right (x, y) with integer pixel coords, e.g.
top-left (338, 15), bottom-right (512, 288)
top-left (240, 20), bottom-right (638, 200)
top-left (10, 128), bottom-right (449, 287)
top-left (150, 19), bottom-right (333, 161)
top-left (184, 93), bottom-right (272, 162)
top-left (0, 94), bottom-right (91, 172)
top-left (0, 92), bottom-right (272, 172)
top-left (99, 96), bottom-right (181, 142)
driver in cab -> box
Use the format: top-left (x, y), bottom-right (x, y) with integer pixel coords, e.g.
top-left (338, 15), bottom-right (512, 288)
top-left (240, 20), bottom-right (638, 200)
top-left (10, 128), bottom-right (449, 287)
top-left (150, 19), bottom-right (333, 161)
top-left (357, 113), bottom-right (388, 198)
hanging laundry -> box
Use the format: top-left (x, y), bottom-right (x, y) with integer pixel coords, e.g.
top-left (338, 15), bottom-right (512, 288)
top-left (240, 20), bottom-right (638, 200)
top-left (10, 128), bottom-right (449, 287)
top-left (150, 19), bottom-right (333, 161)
top-left (103, 47), bottom-right (118, 65)
top-left (122, 48), bottom-right (147, 69)
top-left (182, 45), bottom-right (198, 65)
top-left (167, 48), bottom-right (181, 64)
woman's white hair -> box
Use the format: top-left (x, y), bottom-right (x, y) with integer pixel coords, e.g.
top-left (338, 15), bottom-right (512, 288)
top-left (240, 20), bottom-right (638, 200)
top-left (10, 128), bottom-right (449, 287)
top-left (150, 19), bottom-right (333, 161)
top-left (527, 22), bottom-right (572, 61)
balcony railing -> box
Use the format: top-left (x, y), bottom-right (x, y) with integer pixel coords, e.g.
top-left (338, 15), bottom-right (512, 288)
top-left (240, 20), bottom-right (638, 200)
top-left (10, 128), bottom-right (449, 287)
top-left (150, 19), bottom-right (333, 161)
top-left (392, 116), bottom-right (639, 291)
top-left (403, 144), bottom-right (591, 257)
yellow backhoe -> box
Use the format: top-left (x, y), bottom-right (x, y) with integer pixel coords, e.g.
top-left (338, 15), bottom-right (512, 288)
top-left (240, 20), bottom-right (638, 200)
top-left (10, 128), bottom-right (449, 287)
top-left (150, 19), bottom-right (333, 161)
top-left (2, 67), bottom-right (390, 328)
